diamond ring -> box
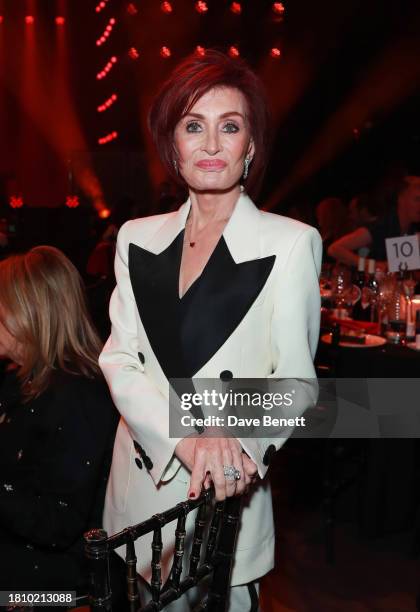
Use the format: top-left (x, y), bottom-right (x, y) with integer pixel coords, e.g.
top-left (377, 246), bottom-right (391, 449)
top-left (223, 465), bottom-right (241, 481)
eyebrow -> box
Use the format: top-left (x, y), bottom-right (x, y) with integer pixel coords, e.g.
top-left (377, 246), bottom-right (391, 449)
top-left (183, 111), bottom-right (245, 120)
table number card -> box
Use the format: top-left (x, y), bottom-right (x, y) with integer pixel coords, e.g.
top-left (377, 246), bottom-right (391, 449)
top-left (385, 234), bottom-right (420, 272)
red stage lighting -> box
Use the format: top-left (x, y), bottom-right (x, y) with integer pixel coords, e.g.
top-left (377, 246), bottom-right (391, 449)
top-left (228, 45), bottom-right (240, 58)
top-left (10, 196), bottom-right (24, 209)
top-left (0, 16), bottom-right (3, 25)
top-left (160, 46), bottom-right (171, 58)
top-left (96, 18), bottom-right (116, 46)
top-left (95, 0), bottom-right (108, 13)
top-left (98, 94), bottom-right (118, 112)
top-left (128, 47), bottom-right (140, 60)
top-left (270, 47), bottom-right (281, 58)
top-left (230, 2), bottom-right (242, 15)
top-left (195, 46), bottom-right (206, 57)
top-left (66, 195), bottom-right (80, 209)
top-left (99, 208), bottom-right (111, 219)
top-left (98, 131), bottom-right (118, 145)
top-left (161, 2), bottom-right (173, 14)
top-left (272, 2), bottom-right (285, 15)
top-left (195, 1), bottom-right (208, 14)
top-left (127, 3), bottom-right (138, 15)
top-left (25, 16), bottom-right (35, 25)
top-left (55, 16), bottom-right (65, 25)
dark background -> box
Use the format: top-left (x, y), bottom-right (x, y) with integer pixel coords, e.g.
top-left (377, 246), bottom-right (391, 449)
top-left (0, 0), bottom-right (419, 223)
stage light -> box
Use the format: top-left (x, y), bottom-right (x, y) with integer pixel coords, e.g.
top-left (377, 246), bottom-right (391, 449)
top-left (10, 196), bottom-right (24, 209)
top-left (127, 3), bottom-right (138, 15)
top-left (160, 46), bottom-right (171, 58)
top-left (95, 0), bottom-right (108, 13)
top-left (195, 46), bottom-right (206, 56)
top-left (96, 18), bottom-right (116, 46)
top-left (161, 2), bottom-right (173, 14)
top-left (195, 1), bottom-right (208, 14)
top-left (228, 45), bottom-right (240, 58)
top-left (98, 131), bottom-right (118, 145)
top-left (272, 2), bottom-right (285, 15)
top-left (270, 47), bottom-right (281, 58)
top-left (55, 16), bottom-right (65, 25)
top-left (0, 16), bottom-right (3, 25)
top-left (98, 94), bottom-right (118, 112)
top-left (25, 16), bottom-right (35, 25)
top-left (66, 195), bottom-right (80, 208)
top-left (128, 47), bottom-right (140, 60)
top-left (96, 57), bottom-right (118, 79)
top-left (230, 2), bottom-right (242, 15)
top-left (99, 208), bottom-right (111, 219)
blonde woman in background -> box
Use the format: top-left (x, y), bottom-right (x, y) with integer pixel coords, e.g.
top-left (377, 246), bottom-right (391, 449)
top-left (0, 246), bottom-right (118, 607)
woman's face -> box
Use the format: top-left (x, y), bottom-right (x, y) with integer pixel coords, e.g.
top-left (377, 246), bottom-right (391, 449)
top-left (174, 87), bottom-right (254, 193)
top-left (0, 316), bottom-right (23, 364)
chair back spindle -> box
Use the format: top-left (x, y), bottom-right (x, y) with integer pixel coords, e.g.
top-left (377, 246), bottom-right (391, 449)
top-left (125, 530), bottom-right (141, 611)
top-left (85, 528), bottom-right (112, 611)
top-left (78, 490), bottom-right (241, 612)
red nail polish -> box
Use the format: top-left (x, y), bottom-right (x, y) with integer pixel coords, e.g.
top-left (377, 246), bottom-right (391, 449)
top-left (189, 492), bottom-right (196, 498)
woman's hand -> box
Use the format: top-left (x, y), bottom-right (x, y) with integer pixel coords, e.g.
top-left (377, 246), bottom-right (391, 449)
top-left (175, 431), bottom-right (258, 501)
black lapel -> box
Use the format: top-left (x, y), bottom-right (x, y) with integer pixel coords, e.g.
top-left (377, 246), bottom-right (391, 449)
top-left (128, 234), bottom-right (187, 379)
top-left (129, 235), bottom-right (275, 379)
top-left (179, 237), bottom-right (275, 376)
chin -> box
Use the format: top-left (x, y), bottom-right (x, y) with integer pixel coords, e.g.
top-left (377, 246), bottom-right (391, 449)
top-left (188, 175), bottom-right (241, 193)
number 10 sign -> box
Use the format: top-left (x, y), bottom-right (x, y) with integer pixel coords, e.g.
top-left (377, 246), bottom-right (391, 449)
top-left (386, 234), bottom-right (420, 272)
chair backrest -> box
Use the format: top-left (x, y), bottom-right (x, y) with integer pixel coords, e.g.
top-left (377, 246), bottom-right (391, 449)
top-left (80, 490), bottom-right (241, 611)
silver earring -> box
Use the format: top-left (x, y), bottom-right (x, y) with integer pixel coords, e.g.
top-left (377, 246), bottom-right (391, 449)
top-left (173, 159), bottom-right (178, 175)
top-left (243, 157), bottom-right (251, 180)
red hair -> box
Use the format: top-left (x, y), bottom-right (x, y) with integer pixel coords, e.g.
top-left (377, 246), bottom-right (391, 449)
top-left (149, 50), bottom-right (271, 199)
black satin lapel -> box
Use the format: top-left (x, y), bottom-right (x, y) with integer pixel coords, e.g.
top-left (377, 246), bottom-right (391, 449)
top-left (128, 234), bottom-right (187, 379)
top-left (180, 237), bottom-right (275, 376)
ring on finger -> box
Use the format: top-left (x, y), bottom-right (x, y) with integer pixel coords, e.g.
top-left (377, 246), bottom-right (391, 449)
top-left (223, 464), bottom-right (241, 481)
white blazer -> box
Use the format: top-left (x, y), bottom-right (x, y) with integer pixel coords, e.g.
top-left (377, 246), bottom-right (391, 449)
top-left (99, 192), bottom-right (322, 586)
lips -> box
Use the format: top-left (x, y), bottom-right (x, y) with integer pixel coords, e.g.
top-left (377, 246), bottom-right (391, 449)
top-left (195, 159), bottom-right (227, 170)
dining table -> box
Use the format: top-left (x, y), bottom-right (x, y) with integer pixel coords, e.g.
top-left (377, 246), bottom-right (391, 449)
top-left (314, 311), bottom-right (420, 539)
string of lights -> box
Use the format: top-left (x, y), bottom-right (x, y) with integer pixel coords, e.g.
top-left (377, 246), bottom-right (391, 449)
top-left (96, 0), bottom-right (119, 151)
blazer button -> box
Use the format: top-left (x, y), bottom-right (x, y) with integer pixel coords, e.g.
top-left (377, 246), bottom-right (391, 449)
top-left (220, 370), bottom-right (233, 382)
top-left (263, 444), bottom-right (276, 466)
top-left (143, 455), bottom-right (154, 471)
top-left (138, 352), bottom-right (145, 364)
top-left (135, 458), bottom-right (143, 470)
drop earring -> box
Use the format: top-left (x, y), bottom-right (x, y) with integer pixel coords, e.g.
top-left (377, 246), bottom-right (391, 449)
top-left (243, 157), bottom-right (251, 180)
top-left (173, 159), bottom-right (178, 175)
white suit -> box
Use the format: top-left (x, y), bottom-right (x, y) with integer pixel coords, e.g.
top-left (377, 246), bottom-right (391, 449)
top-left (99, 192), bottom-right (322, 588)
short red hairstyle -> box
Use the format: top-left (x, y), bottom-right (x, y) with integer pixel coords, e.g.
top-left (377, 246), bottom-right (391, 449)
top-left (149, 49), bottom-right (271, 200)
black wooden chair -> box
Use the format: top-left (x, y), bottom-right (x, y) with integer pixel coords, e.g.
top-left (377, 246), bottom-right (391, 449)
top-left (70, 490), bottom-right (242, 611)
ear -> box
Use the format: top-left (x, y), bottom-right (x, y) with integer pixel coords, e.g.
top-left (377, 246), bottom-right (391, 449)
top-left (247, 139), bottom-right (255, 160)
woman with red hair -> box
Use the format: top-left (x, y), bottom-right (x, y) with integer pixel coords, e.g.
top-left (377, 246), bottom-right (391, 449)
top-left (100, 50), bottom-right (322, 610)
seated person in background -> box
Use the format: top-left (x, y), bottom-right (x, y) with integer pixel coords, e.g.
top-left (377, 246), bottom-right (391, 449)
top-left (315, 197), bottom-right (352, 263)
top-left (0, 246), bottom-right (118, 599)
top-left (348, 193), bottom-right (377, 229)
top-left (328, 175), bottom-right (420, 268)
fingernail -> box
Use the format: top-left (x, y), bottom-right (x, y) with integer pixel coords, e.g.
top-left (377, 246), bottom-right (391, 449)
top-left (189, 492), bottom-right (196, 498)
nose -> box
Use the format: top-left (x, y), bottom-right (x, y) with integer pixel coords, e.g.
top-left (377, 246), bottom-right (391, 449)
top-left (202, 126), bottom-right (221, 155)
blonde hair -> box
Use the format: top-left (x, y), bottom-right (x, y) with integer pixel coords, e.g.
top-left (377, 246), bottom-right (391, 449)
top-left (0, 246), bottom-right (102, 401)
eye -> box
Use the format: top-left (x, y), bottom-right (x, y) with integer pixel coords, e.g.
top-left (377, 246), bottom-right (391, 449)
top-left (222, 122), bottom-right (239, 133)
top-left (186, 121), bottom-right (202, 133)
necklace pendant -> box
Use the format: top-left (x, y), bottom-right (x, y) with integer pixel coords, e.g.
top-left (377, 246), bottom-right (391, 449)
top-left (189, 241), bottom-right (195, 247)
